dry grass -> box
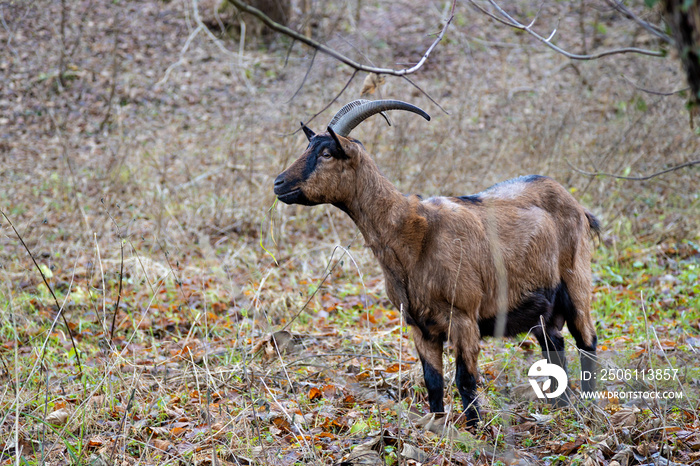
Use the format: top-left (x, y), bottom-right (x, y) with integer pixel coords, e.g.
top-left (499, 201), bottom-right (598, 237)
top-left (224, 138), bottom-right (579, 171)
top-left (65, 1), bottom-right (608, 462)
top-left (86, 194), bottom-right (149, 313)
top-left (1, 0), bottom-right (699, 464)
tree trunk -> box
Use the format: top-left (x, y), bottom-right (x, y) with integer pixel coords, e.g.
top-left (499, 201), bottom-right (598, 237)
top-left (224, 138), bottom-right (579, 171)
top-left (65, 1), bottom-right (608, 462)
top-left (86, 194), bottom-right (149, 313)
top-left (663, 0), bottom-right (700, 113)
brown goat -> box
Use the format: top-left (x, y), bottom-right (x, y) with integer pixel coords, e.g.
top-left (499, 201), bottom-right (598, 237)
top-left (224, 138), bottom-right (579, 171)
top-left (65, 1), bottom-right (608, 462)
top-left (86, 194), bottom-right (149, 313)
top-left (274, 100), bottom-right (599, 426)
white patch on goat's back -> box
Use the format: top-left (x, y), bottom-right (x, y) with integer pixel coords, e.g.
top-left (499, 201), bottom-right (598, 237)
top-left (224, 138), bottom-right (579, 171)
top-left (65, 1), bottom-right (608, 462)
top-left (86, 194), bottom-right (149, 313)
top-left (426, 196), bottom-right (462, 211)
top-left (480, 179), bottom-right (528, 200)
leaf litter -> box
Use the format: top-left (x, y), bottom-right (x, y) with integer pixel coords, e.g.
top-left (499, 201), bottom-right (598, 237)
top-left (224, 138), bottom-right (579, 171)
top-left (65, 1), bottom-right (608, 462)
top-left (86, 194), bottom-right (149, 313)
top-left (1, 0), bottom-right (699, 464)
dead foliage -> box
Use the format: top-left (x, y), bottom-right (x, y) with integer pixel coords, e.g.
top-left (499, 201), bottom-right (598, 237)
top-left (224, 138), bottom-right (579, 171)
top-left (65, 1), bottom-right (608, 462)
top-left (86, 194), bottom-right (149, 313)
top-left (0, 0), bottom-right (698, 464)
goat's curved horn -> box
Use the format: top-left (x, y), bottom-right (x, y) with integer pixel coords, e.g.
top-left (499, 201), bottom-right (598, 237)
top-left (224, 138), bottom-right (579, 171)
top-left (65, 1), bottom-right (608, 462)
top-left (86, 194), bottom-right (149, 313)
top-left (328, 99), bottom-right (430, 137)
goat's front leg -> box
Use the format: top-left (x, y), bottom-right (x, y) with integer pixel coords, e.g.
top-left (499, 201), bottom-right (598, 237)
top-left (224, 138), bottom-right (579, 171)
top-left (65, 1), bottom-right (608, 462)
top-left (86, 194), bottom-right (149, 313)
top-left (412, 328), bottom-right (445, 413)
top-left (453, 324), bottom-right (481, 427)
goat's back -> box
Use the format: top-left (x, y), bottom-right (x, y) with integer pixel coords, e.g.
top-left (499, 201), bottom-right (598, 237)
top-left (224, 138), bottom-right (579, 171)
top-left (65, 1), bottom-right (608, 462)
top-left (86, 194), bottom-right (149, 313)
top-left (419, 175), bottom-right (595, 322)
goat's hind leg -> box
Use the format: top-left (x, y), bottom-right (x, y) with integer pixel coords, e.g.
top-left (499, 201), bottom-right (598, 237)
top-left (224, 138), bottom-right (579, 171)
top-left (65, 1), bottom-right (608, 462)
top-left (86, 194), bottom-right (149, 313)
top-left (560, 281), bottom-right (598, 397)
top-left (568, 318), bottom-right (598, 397)
top-left (534, 325), bottom-right (571, 406)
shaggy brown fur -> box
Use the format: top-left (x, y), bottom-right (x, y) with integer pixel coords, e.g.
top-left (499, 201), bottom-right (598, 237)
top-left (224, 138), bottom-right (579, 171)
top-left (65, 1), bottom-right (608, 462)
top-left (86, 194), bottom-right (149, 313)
top-left (274, 131), bottom-right (599, 426)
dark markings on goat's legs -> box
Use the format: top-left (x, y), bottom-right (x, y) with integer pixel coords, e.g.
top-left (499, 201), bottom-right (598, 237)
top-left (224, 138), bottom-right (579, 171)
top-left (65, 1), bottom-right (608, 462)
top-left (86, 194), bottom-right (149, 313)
top-left (580, 345), bottom-right (597, 395)
top-left (413, 327), bottom-right (445, 413)
top-left (534, 324), bottom-right (571, 406)
top-left (540, 332), bottom-right (568, 374)
top-left (420, 356), bottom-right (445, 413)
top-left (556, 281), bottom-right (598, 395)
top-left (455, 354), bottom-right (480, 427)
top-left (572, 330), bottom-right (598, 395)
top-left (560, 284), bottom-right (597, 350)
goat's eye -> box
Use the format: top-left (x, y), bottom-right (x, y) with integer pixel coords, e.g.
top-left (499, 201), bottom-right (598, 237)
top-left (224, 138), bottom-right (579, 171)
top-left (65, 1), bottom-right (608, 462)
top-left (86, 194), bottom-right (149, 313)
top-left (321, 150), bottom-right (332, 159)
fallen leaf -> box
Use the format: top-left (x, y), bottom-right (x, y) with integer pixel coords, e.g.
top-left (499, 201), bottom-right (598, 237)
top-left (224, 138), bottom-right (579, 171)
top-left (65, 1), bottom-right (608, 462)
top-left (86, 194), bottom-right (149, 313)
top-left (87, 436), bottom-right (105, 447)
top-left (530, 413), bottom-right (554, 425)
top-left (611, 446), bottom-right (634, 466)
top-left (385, 363), bottom-right (412, 373)
top-left (413, 412), bottom-right (461, 438)
top-left (309, 387), bottom-right (323, 401)
top-left (46, 408), bottom-right (70, 426)
top-left (401, 443), bottom-right (428, 463)
top-left (152, 439), bottom-right (172, 452)
top-left (252, 330), bottom-right (296, 360)
top-left (272, 416), bottom-right (291, 432)
top-left (610, 407), bottom-right (639, 429)
top-left (552, 435), bottom-right (587, 455)
top-left (322, 384), bottom-right (338, 399)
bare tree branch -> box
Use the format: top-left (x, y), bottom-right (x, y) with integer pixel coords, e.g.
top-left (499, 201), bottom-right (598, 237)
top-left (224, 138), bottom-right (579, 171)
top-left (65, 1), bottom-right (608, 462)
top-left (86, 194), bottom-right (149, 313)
top-left (604, 0), bottom-right (673, 44)
top-left (621, 74), bottom-right (689, 96)
top-left (157, 24), bottom-right (203, 86)
top-left (469, 0), bottom-right (665, 60)
top-left (226, 0), bottom-right (456, 76)
top-left (568, 159), bottom-right (700, 181)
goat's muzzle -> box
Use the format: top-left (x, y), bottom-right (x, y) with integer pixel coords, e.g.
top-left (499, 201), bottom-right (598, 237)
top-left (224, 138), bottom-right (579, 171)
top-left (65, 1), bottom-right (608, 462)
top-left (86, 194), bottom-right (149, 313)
top-left (274, 173), bottom-right (313, 205)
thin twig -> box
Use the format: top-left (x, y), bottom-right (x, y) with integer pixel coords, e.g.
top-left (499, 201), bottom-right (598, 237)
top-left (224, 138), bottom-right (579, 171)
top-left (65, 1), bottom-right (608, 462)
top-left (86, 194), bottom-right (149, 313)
top-left (226, 0), bottom-right (457, 76)
top-left (67, 0), bottom-right (96, 58)
top-left (568, 159), bottom-right (700, 181)
top-left (94, 232), bottom-right (108, 334)
top-left (110, 382), bottom-right (137, 464)
top-left (281, 234), bottom-right (360, 332)
top-left (0, 351), bottom-right (14, 394)
top-left (469, 0), bottom-right (665, 60)
top-left (99, 13), bottom-right (121, 132)
top-left (621, 74), bottom-right (689, 96)
top-left (57, 0), bottom-right (67, 90)
top-left (103, 200), bottom-right (126, 345)
top-left (109, 236), bottom-right (125, 346)
top-left (158, 24), bottom-right (203, 86)
top-left (0, 210), bottom-right (83, 375)
top-left (287, 70), bottom-right (359, 135)
top-left (401, 75), bottom-right (449, 115)
top-left (604, 0), bottom-right (672, 44)
top-left (0, 5), bottom-right (20, 61)
top-left (286, 48), bottom-right (317, 104)
top-left (191, 0), bottom-right (254, 91)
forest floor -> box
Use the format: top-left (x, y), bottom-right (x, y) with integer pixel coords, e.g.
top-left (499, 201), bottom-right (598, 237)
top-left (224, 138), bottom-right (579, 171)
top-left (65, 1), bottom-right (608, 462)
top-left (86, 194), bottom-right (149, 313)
top-left (1, 0), bottom-right (699, 465)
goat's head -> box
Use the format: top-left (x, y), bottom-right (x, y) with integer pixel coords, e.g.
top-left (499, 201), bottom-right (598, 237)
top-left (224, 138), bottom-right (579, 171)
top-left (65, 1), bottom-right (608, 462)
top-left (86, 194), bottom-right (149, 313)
top-left (273, 99), bottom-right (430, 206)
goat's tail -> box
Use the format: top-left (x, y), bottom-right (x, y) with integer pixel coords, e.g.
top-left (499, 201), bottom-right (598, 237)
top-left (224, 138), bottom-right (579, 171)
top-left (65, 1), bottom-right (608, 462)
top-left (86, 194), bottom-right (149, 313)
top-left (585, 211), bottom-right (601, 243)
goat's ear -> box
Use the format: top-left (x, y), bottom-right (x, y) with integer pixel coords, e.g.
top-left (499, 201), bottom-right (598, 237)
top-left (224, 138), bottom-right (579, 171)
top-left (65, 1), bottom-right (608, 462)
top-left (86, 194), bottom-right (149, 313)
top-left (300, 122), bottom-right (315, 142)
top-left (327, 126), bottom-right (349, 159)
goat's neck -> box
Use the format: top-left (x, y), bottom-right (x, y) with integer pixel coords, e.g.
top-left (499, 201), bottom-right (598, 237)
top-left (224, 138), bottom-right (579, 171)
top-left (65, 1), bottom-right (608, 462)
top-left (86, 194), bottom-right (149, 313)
top-left (342, 160), bottom-right (424, 266)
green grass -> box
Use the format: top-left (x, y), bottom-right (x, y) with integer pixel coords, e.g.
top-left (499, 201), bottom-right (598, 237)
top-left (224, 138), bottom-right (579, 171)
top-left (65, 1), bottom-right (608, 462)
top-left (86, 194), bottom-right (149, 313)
top-left (2, 0), bottom-right (699, 463)
top-left (4, 237), bottom-right (698, 464)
